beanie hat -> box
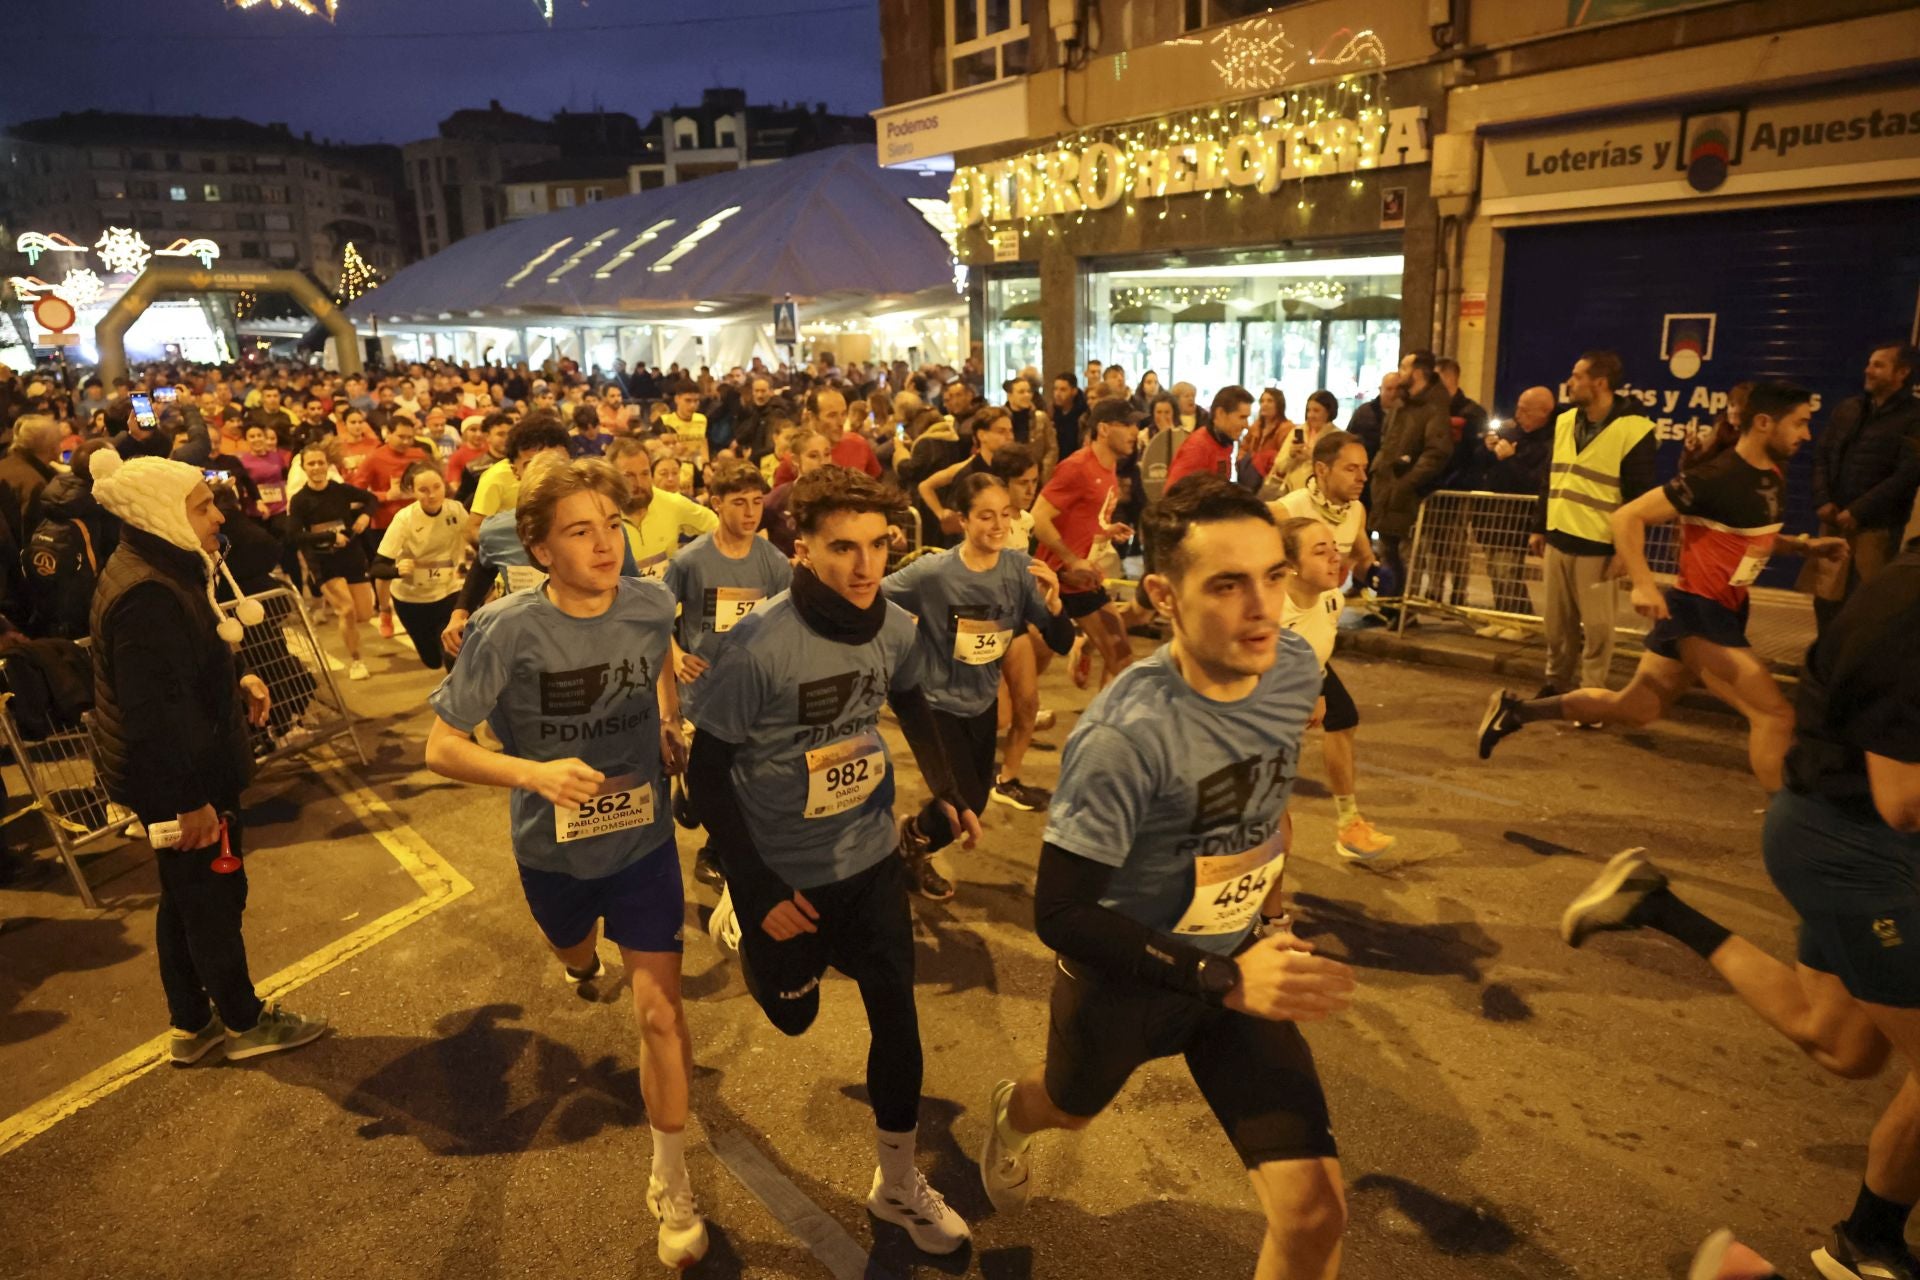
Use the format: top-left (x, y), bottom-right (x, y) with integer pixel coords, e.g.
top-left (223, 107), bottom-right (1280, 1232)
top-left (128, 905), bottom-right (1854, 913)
top-left (90, 451), bottom-right (264, 645)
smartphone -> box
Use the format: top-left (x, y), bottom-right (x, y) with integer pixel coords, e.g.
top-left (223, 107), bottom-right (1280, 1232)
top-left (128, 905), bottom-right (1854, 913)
top-left (203, 469), bottom-right (228, 485)
top-left (153, 386), bottom-right (179, 403)
top-left (1292, 425), bottom-right (1306, 445)
top-left (130, 393), bottom-right (155, 428)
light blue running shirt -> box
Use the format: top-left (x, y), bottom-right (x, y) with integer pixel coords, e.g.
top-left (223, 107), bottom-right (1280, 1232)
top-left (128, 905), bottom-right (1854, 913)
top-left (1043, 633), bottom-right (1322, 955)
top-left (662, 532), bottom-right (793, 717)
top-left (882, 545), bottom-right (1059, 717)
top-left (475, 509), bottom-right (640, 594)
top-left (429, 578), bottom-right (676, 879)
top-left (691, 593), bottom-right (925, 890)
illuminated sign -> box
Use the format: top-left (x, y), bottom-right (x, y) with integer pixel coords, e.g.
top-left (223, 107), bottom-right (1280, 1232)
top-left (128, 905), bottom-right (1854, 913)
top-left (951, 100), bottom-right (1428, 228)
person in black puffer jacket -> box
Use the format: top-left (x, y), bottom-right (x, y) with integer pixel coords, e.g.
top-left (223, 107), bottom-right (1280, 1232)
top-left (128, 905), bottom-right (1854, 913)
top-left (22, 440), bottom-right (121, 639)
top-left (88, 449), bottom-right (327, 1063)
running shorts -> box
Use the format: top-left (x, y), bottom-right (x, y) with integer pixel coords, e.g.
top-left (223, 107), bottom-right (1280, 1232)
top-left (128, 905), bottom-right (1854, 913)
top-left (309, 547), bottom-right (369, 586)
top-left (1321, 664), bottom-right (1359, 734)
top-left (516, 839), bottom-right (685, 953)
top-left (1764, 786), bottom-right (1920, 1008)
top-left (1060, 586), bottom-right (1111, 619)
top-left (1645, 588), bottom-right (1749, 660)
top-left (1042, 956), bottom-right (1337, 1167)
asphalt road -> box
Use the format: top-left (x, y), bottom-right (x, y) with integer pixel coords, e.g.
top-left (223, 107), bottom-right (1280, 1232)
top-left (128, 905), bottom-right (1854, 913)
top-left (0, 627), bottom-right (1889, 1280)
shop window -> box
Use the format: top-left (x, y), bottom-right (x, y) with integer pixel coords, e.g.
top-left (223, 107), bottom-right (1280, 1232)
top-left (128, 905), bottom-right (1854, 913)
top-left (1080, 248), bottom-right (1403, 420)
top-left (983, 271), bottom-right (1042, 397)
top-left (228, 156), bottom-right (251, 173)
top-left (947, 0), bottom-right (1027, 88)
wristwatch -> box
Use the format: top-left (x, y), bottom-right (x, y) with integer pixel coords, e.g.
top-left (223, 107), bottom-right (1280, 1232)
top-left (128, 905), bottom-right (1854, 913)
top-left (1196, 954), bottom-right (1242, 1003)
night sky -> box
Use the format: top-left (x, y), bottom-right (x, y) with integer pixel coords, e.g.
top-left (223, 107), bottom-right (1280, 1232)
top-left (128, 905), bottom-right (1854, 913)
top-left (3, 0), bottom-right (883, 145)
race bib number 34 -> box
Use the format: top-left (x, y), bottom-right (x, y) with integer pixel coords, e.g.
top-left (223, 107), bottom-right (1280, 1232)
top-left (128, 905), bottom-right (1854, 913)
top-left (953, 617), bottom-right (1014, 666)
top-left (554, 772), bottom-right (657, 844)
top-left (803, 732), bottom-right (887, 818)
top-left (1171, 837), bottom-right (1287, 938)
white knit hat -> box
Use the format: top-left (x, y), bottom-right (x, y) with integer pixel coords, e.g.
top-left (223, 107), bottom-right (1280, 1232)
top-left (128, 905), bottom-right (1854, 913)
top-left (90, 451), bottom-right (264, 645)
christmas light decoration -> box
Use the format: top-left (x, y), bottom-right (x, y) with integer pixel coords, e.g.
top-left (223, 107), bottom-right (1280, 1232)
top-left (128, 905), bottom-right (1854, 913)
top-left (55, 268), bottom-right (105, 307)
top-left (1210, 17), bottom-right (1296, 92)
top-left (235, 290), bottom-right (257, 320)
top-left (94, 227), bottom-right (153, 277)
top-left (5, 276), bottom-right (56, 300)
top-left (336, 241), bottom-right (380, 302)
top-left (155, 237), bottom-right (222, 268)
top-left (15, 232), bottom-right (87, 268)
top-left (1310, 28), bottom-right (1387, 70)
top-left (231, 0), bottom-right (337, 20)
top-left (534, 0), bottom-right (553, 24)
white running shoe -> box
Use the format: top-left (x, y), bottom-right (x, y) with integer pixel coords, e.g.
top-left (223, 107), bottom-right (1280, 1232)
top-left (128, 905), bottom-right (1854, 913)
top-left (708, 885), bottom-right (741, 953)
top-left (646, 1178), bottom-right (709, 1271)
top-left (348, 660), bottom-right (370, 681)
top-left (868, 1166), bottom-right (971, 1254)
top-left (978, 1078), bottom-right (1033, 1212)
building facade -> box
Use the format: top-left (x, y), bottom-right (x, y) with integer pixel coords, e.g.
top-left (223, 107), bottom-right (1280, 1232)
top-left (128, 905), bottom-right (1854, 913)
top-left (627, 89), bottom-right (876, 191)
top-left (401, 101), bottom-right (559, 257)
top-left (875, 0), bottom-right (1920, 448)
top-left (0, 111), bottom-right (408, 291)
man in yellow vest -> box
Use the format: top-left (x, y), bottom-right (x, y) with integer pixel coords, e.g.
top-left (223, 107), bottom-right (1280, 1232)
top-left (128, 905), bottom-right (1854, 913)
top-left (1523, 350), bottom-right (1656, 695)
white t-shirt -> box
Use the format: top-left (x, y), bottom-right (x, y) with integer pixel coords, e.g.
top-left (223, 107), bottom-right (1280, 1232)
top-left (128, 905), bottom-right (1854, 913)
top-left (376, 498), bottom-right (470, 603)
top-left (1275, 486), bottom-right (1366, 568)
top-left (1282, 586), bottom-right (1341, 673)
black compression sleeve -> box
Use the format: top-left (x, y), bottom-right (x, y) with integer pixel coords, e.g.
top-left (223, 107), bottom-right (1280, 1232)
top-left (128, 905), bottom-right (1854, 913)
top-left (888, 685), bottom-right (960, 808)
top-left (687, 731), bottom-right (793, 909)
top-left (1037, 610), bottom-right (1077, 656)
top-left (456, 556), bottom-right (499, 615)
top-left (1034, 840), bottom-right (1225, 1000)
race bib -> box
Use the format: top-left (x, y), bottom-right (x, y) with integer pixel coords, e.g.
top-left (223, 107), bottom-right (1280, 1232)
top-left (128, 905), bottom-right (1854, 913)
top-left (803, 732), bottom-right (887, 818)
top-left (709, 587), bottom-right (764, 634)
top-left (553, 772), bottom-right (656, 844)
top-left (504, 564), bottom-right (546, 594)
top-left (1730, 549), bottom-right (1770, 588)
top-left (634, 551), bottom-right (669, 581)
top-left (1171, 835), bottom-right (1287, 938)
top-left (257, 483), bottom-right (285, 506)
top-left (953, 617), bottom-right (1014, 666)
top-left (412, 557), bottom-right (455, 589)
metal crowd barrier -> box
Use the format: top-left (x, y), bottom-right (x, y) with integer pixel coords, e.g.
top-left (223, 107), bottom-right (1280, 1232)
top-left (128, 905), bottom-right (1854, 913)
top-left (887, 506), bottom-right (926, 573)
top-left (221, 584), bottom-right (368, 770)
top-left (1394, 490), bottom-right (1815, 669)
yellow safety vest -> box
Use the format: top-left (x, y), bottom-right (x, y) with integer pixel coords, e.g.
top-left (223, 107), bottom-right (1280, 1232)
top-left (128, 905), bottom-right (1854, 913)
top-left (1547, 407), bottom-right (1656, 545)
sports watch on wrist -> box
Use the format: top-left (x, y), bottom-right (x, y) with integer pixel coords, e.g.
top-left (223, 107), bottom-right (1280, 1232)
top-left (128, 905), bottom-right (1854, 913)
top-left (1196, 954), bottom-right (1242, 1003)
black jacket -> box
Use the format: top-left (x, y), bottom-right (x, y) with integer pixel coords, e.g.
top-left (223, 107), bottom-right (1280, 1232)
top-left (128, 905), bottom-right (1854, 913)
top-left (1433, 389), bottom-right (1491, 491)
top-left (89, 527), bottom-right (253, 821)
top-left (1812, 388), bottom-right (1920, 531)
top-left (22, 473), bottom-right (118, 640)
top-left (1479, 423), bottom-right (1554, 497)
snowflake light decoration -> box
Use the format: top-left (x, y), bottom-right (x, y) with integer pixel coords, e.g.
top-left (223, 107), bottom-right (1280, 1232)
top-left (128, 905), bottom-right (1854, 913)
top-left (94, 227), bottom-right (153, 277)
top-left (56, 268), bottom-right (105, 307)
top-left (1210, 17), bottom-right (1296, 93)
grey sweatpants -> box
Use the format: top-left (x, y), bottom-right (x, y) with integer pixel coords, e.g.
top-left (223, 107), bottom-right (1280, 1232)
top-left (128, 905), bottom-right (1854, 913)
top-left (1543, 547), bottom-right (1618, 691)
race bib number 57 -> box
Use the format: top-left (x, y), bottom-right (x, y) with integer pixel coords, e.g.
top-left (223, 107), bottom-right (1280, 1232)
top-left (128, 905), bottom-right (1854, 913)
top-left (1171, 836), bottom-right (1287, 938)
top-left (803, 732), bottom-right (887, 818)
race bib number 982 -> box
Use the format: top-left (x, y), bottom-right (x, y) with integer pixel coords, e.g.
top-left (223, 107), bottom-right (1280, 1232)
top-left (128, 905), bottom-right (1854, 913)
top-left (803, 732), bottom-right (887, 818)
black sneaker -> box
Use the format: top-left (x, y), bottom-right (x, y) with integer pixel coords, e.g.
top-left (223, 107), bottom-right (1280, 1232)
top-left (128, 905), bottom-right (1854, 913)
top-left (693, 846), bottom-right (725, 891)
top-left (1476, 689), bottom-right (1524, 760)
top-left (1561, 848), bottom-right (1666, 948)
top-left (991, 778), bottom-right (1052, 812)
top-left (1534, 682), bottom-right (1561, 700)
top-left (910, 855), bottom-right (956, 902)
top-left (1812, 1222), bottom-right (1920, 1280)
top-left (672, 781), bottom-right (698, 829)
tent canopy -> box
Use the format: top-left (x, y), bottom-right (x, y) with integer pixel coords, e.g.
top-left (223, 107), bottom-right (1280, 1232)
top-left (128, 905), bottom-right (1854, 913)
top-left (351, 145), bottom-right (956, 324)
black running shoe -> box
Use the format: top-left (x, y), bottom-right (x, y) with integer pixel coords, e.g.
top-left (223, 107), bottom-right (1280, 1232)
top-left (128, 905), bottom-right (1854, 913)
top-left (693, 846), bottom-right (725, 891)
top-left (1561, 848), bottom-right (1666, 948)
top-left (910, 855), bottom-right (956, 902)
top-left (991, 778), bottom-right (1052, 812)
top-left (1477, 689), bottom-right (1524, 760)
top-left (1812, 1222), bottom-right (1920, 1280)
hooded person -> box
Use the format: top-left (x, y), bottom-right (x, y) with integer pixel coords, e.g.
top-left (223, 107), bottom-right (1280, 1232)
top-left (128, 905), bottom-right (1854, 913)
top-left (87, 450), bottom-right (328, 1065)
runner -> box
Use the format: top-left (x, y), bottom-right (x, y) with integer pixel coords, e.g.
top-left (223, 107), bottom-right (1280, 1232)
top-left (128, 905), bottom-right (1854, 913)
top-left (373, 463), bottom-right (467, 670)
top-left (685, 465), bottom-right (979, 1256)
top-left (989, 443), bottom-right (1061, 811)
top-left (423, 457), bottom-right (707, 1271)
top-left (605, 436), bottom-right (718, 581)
top-left (1558, 551), bottom-right (1920, 1280)
top-left (1479, 380), bottom-right (1848, 790)
top-left (662, 457), bottom-right (792, 891)
top-left (441, 426), bottom-right (576, 659)
top-left (978, 475), bottom-right (1355, 1279)
top-left (886, 471), bottom-right (1075, 900)
top-left (1276, 516), bottom-right (1396, 863)
top-left (760, 427), bottom-right (832, 557)
top-left (465, 411), bottom-right (566, 545)
top-left (1031, 398), bottom-right (1140, 690)
top-left (284, 441), bottom-right (377, 680)
top-left (1272, 429), bottom-right (1376, 588)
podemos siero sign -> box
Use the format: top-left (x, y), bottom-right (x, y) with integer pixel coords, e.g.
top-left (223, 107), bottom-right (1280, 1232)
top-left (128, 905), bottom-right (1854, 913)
top-left (951, 104), bottom-right (1430, 228)
top-left (1482, 82), bottom-right (1920, 210)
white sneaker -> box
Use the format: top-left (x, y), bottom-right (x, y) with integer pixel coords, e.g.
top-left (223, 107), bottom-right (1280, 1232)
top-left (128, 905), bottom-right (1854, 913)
top-left (708, 885), bottom-right (741, 953)
top-left (348, 660), bottom-right (370, 681)
top-left (868, 1166), bottom-right (970, 1255)
top-left (978, 1078), bottom-right (1033, 1212)
top-left (646, 1178), bottom-right (709, 1271)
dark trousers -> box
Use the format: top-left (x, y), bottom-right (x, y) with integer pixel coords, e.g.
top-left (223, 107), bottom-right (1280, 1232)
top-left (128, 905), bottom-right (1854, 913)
top-left (732, 854), bottom-right (923, 1132)
top-left (391, 594), bottom-right (460, 670)
top-left (155, 816), bottom-right (265, 1034)
top-left (915, 705), bottom-right (997, 851)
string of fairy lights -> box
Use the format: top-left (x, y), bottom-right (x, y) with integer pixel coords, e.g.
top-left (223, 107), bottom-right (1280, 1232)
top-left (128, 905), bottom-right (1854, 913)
top-left (227, 0), bottom-right (558, 23)
top-left (336, 241), bottom-right (380, 303)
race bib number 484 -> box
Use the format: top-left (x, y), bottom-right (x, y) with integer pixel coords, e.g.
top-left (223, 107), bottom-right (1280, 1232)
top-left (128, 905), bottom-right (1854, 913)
top-left (1171, 836), bottom-right (1287, 938)
top-left (803, 732), bottom-right (887, 818)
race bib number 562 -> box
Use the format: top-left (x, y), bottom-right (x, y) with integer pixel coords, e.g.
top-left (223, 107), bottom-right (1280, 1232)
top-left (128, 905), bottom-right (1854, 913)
top-left (803, 732), bottom-right (887, 818)
top-left (554, 772), bottom-right (656, 843)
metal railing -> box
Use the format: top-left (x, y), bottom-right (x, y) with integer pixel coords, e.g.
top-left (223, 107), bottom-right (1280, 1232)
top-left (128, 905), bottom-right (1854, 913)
top-left (1394, 490), bottom-right (1816, 669)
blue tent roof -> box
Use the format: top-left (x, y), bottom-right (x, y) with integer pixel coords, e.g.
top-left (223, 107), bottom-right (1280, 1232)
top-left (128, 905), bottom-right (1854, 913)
top-left (352, 145), bottom-right (956, 323)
